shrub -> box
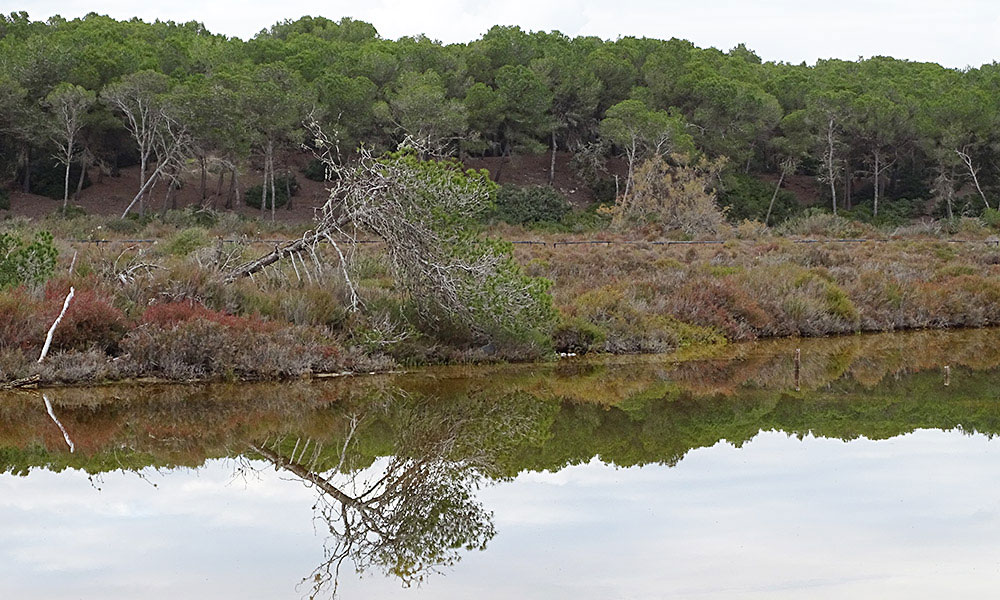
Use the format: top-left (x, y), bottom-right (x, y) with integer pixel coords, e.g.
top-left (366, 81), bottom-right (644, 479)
top-left (0, 188), bottom-right (9, 211)
top-left (0, 230), bottom-right (58, 290)
top-left (733, 219), bottom-right (769, 240)
top-left (779, 208), bottom-right (872, 238)
top-left (844, 198), bottom-right (924, 227)
top-left (669, 277), bottom-right (773, 340)
top-left (163, 227), bottom-right (210, 256)
top-left (21, 160), bottom-right (91, 200)
top-left (0, 288), bottom-right (45, 350)
top-left (140, 300), bottom-right (277, 332)
top-left (244, 174), bottom-right (299, 210)
top-left (612, 154), bottom-right (728, 236)
top-left (982, 208), bottom-right (1000, 230)
top-left (719, 173), bottom-right (798, 224)
top-left (553, 316), bottom-right (606, 354)
top-left (44, 284), bottom-right (128, 353)
top-left (494, 184), bottom-right (572, 225)
top-left (589, 178), bottom-right (617, 204)
top-left (569, 284), bottom-right (723, 352)
top-left (121, 319), bottom-right (339, 380)
top-left (303, 158), bottom-right (330, 182)
top-left (162, 207), bottom-right (220, 229)
top-left (55, 205), bottom-right (87, 218)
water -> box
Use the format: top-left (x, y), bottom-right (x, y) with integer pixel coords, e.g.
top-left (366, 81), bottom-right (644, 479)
top-left (2, 329), bottom-right (1000, 598)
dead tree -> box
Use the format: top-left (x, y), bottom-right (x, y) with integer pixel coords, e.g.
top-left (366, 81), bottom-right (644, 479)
top-left (225, 126), bottom-right (553, 343)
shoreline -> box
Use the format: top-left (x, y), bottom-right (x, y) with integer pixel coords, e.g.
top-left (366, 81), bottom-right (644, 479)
top-left (3, 324), bottom-right (996, 392)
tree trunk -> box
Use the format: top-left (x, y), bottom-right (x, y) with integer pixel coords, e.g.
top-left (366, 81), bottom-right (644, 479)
top-left (844, 168), bottom-right (852, 211)
top-left (122, 159), bottom-right (172, 219)
top-left (138, 151), bottom-right (149, 218)
top-left (260, 152), bottom-right (268, 216)
top-left (495, 143), bottom-right (509, 182)
top-left (200, 156), bottom-right (207, 204)
top-left (872, 151), bottom-right (880, 217)
top-left (62, 136), bottom-right (74, 211)
top-left (549, 130), bottom-right (557, 185)
top-left (285, 170), bottom-right (293, 210)
top-left (826, 118), bottom-right (837, 216)
top-left (223, 222), bottom-right (343, 283)
top-left (74, 154), bottom-right (87, 200)
top-left (216, 169), bottom-right (225, 198)
top-left (227, 167), bottom-right (237, 209)
top-left (765, 169), bottom-right (786, 225)
top-left (269, 145), bottom-right (277, 221)
top-left (956, 149), bottom-right (990, 210)
top-left (21, 146), bottom-right (30, 194)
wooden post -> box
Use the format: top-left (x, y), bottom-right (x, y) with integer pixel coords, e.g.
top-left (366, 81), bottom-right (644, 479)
top-left (944, 365), bottom-right (951, 387)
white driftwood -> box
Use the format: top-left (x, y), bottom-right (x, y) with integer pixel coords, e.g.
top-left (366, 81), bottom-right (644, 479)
top-left (38, 286), bottom-right (74, 363)
top-left (43, 394), bottom-right (75, 453)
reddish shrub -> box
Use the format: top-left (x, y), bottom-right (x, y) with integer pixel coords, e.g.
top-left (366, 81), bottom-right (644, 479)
top-left (141, 300), bottom-right (278, 333)
top-left (43, 284), bottom-right (128, 353)
top-left (670, 277), bottom-right (773, 340)
top-left (0, 288), bottom-right (45, 351)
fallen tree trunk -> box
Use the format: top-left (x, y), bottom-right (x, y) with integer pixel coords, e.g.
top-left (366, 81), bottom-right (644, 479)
top-left (0, 374), bottom-right (41, 390)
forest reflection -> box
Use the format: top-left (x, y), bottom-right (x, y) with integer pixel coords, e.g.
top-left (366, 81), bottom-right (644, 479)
top-left (2, 328), bottom-right (1000, 594)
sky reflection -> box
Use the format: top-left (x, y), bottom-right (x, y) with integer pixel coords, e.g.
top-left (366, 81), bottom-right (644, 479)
top-left (2, 428), bottom-right (999, 599)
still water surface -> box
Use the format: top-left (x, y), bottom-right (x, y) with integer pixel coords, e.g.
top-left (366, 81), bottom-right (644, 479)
top-left (2, 329), bottom-right (1000, 598)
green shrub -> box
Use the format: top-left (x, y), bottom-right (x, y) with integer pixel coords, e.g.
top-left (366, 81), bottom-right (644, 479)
top-left (244, 174), bottom-right (300, 210)
top-left (163, 227), bottom-right (210, 256)
top-left (494, 184), bottom-right (571, 225)
top-left (719, 173), bottom-right (798, 224)
top-left (0, 230), bottom-right (58, 290)
top-left (590, 178), bottom-right (617, 204)
top-left (553, 316), bottom-right (606, 354)
top-left (982, 208), bottom-right (1000, 230)
top-left (55, 204), bottom-right (86, 218)
top-left (0, 188), bottom-right (9, 211)
top-left (162, 207), bottom-right (220, 228)
top-left (22, 161), bottom-right (91, 200)
top-left (844, 197), bottom-right (924, 226)
top-left (303, 158), bottom-right (329, 182)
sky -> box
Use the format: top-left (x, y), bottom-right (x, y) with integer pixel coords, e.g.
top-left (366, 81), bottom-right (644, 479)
top-left (7, 0), bottom-right (1000, 69)
top-left (3, 430), bottom-right (1000, 598)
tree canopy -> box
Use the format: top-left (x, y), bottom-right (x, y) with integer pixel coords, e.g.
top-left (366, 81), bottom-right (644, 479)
top-left (3, 12), bottom-right (1000, 220)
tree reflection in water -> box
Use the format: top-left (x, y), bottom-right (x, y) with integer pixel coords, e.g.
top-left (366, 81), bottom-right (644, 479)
top-left (248, 390), bottom-right (549, 598)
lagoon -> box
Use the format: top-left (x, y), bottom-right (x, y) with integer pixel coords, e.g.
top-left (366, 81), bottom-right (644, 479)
top-left (3, 329), bottom-right (1000, 598)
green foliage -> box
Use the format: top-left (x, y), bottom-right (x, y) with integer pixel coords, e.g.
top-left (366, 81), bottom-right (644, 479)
top-left (55, 204), bottom-right (86, 218)
top-left (244, 174), bottom-right (299, 210)
top-left (981, 208), bottom-right (1000, 230)
top-left (5, 13), bottom-right (1000, 239)
top-left (341, 149), bottom-right (556, 352)
top-left (552, 316), bottom-right (606, 354)
top-left (843, 198), bottom-right (925, 226)
top-left (600, 99), bottom-right (695, 158)
top-left (0, 188), bottom-right (9, 211)
top-left (163, 227), bottom-right (209, 256)
top-left (303, 158), bottom-right (328, 181)
top-left (720, 173), bottom-right (799, 224)
top-left (22, 161), bottom-right (91, 200)
top-left (494, 184), bottom-right (571, 225)
top-left (0, 230), bottom-right (58, 289)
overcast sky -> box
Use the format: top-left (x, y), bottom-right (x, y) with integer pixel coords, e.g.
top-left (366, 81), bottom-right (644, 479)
top-left (8, 0), bottom-right (1000, 68)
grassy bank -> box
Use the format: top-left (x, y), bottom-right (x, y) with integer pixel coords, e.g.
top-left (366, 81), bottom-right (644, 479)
top-left (3, 208), bottom-right (1000, 387)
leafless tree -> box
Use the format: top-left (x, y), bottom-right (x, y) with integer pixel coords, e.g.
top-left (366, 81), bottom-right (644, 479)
top-left (956, 147), bottom-right (990, 210)
top-left (226, 123), bottom-right (553, 344)
top-left (246, 391), bottom-right (546, 598)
